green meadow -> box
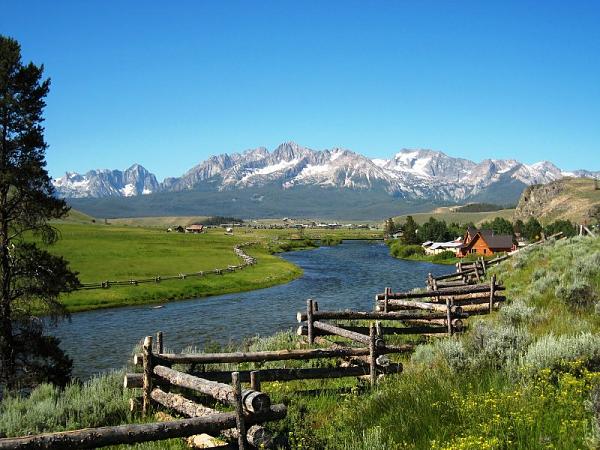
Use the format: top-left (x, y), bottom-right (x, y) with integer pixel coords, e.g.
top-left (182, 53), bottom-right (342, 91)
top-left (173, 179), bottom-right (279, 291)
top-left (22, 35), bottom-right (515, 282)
top-left (41, 219), bottom-right (380, 312)
top-left (44, 223), bottom-right (303, 312)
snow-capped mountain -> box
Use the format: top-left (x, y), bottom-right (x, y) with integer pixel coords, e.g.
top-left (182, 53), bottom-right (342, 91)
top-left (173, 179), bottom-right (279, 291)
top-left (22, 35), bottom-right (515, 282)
top-left (53, 164), bottom-right (160, 198)
top-left (52, 142), bottom-right (599, 202)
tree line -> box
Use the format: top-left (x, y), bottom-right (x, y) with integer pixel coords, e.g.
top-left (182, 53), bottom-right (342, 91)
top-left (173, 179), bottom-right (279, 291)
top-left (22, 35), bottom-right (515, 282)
top-left (384, 215), bottom-right (578, 245)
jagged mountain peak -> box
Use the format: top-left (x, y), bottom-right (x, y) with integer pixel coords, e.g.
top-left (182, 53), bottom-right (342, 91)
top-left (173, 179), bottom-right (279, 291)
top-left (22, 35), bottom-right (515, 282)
top-left (52, 143), bottom-right (598, 203)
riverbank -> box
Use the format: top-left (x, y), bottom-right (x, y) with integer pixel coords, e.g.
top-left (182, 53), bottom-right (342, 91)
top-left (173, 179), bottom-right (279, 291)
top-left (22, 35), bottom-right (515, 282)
top-left (45, 223), bottom-right (304, 312)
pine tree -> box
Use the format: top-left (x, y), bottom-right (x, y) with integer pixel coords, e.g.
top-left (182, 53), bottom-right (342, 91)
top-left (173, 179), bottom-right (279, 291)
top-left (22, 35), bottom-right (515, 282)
top-left (383, 218), bottom-right (396, 237)
top-left (402, 216), bottom-right (419, 244)
top-left (0, 36), bottom-right (80, 390)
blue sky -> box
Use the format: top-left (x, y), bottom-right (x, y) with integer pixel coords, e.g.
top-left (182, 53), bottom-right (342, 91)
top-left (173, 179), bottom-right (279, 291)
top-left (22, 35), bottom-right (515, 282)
top-left (2, 0), bottom-right (599, 180)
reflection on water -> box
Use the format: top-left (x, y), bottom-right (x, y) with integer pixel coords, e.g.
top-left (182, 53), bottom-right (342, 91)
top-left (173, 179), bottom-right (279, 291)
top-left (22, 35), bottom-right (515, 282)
top-left (49, 241), bottom-right (454, 379)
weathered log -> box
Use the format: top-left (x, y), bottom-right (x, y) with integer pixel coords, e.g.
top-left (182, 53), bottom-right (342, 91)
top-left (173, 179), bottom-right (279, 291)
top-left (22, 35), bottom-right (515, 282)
top-left (192, 364), bottom-right (403, 383)
top-left (297, 324), bottom-right (449, 337)
top-left (156, 331), bottom-right (163, 354)
top-left (430, 268), bottom-right (481, 282)
top-left (377, 297), bottom-right (501, 309)
top-left (434, 280), bottom-right (469, 288)
top-left (402, 318), bottom-right (464, 331)
top-left (373, 300), bottom-right (463, 313)
top-left (150, 388), bottom-right (273, 448)
top-left (153, 365), bottom-right (270, 413)
top-left (306, 299), bottom-right (315, 344)
top-left (124, 373), bottom-right (143, 389)
top-left (312, 321), bottom-right (385, 348)
top-left (231, 372), bottom-right (247, 450)
top-left (142, 336), bottom-right (153, 416)
top-left (421, 296), bottom-right (506, 306)
top-left (489, 274), bottom-right (496, 313)
top-left (369, 324), bottom-right (377, 387)
top-left (158, 344), bottom-right (414, 365)
top-left (459, 302), bottom-right (502, 313)
top-left (250, 370), bottom-right (260, 392)
top-left (297, 309), bottom-right (467, 322)
top-left (0, 405), bottom-right (287, 450)
top-left (375, 283), bottom-right (504, 300)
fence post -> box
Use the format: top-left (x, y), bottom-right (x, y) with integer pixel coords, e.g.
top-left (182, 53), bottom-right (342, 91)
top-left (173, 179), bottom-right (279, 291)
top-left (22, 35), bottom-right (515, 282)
top-left (142, 336), bottom-right (153, 417)
top-left (250, 370), bottom-right (261, 392)
top-left (231, 372), bottom-right (248, 450)
top-left (156, 331), bottom-right (163, 354)
top-left (375, 320), bottom-right (383, 338)
top-left (489, 274), bottom-right (496, 313)
top-left (474, 261), bottom-right (481, 282)
top-left (384, 287), bottom-right (389, 313)
top-left (445, 298), bottom-right (452, 335)
top-left (480, 256), bottom-right (487, 274)
top-left (369, 323), bottom-right (377, 387)
top-left (306, 299), bottom-right (315, 344)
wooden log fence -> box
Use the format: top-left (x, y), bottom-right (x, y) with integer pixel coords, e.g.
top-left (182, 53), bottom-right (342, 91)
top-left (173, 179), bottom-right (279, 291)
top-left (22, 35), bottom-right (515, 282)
top-left (375, 282), bottom-right (504, 301)
top-left (0, 402), bottom-right (287, 450)
top-left (78, 242), bottom-right (258, 290)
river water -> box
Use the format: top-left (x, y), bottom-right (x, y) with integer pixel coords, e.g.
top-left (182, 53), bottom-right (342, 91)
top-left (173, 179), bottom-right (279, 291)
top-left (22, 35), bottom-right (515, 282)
top-left (49, 241), bottom-right (454, 379)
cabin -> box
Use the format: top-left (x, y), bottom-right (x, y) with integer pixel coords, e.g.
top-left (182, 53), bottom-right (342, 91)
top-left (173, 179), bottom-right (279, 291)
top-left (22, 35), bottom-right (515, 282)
top-left (185, 224), bottom-right (204, 234)
top-left (458, 228), bottom-right (516, 257)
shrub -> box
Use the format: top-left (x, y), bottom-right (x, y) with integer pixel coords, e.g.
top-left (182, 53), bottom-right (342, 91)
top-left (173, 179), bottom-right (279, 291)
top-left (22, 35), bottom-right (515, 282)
top-left (521, 333), bottom-right (600, 374)
top-left (500, 299), bottom-right (538, 327)
top-left (390, 243), bottom-right (425, 258)
top-left (0, 371), bottom-right (129, 437)
top-left (530, 273), bottom-right (559, 297)
top-left (411, 338), bottom-right (469, 372)
top-left (431, 251), bottom-right (456, 262)
top-left (555, 275), bottom-right (597, 308)
top-left (465, 322), bottom-right (530, 370)
top-left (572, 251), bottom-right (600, 278)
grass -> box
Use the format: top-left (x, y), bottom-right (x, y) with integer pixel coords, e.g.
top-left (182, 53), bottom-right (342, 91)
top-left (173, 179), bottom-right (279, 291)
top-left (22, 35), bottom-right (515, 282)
top-left (4, 235), bottom-right (599, 448)
top-left (393, 208), bottom-right (515, 227)
top-left (43, 223), bottom-right (303, 312)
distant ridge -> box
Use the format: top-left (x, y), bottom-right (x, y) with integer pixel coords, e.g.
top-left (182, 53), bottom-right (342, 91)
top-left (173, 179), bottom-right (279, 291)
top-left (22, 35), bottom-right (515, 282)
top-left (54, 142), bottom-right (600, 219)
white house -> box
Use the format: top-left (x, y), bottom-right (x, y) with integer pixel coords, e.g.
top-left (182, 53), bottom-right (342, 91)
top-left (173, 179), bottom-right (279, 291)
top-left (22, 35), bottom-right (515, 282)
top-left (422, 239), bottom-right (463, 255)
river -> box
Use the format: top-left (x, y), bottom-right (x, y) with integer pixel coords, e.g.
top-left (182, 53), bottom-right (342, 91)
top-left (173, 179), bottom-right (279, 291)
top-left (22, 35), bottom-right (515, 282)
top-left (49, 241), bottom-right (454, 379)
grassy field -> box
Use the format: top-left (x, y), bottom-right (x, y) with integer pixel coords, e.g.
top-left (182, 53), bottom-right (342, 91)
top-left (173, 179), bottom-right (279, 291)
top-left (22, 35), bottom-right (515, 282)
top-left (2, 236), bottom-right (600, 448)
top-left (393, 207), bottom-right (515, 226)
top-left (44, 224), bottom-right (303, 312)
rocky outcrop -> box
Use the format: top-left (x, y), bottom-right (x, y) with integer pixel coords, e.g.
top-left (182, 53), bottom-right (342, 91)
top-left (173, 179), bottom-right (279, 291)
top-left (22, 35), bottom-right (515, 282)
top-left (515, 178), bottom-right (600, 223)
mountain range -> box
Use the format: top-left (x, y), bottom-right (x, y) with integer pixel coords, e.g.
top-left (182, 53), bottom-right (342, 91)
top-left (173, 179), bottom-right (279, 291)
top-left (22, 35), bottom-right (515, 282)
top-left (54, 142), bottom-right (599, 219)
